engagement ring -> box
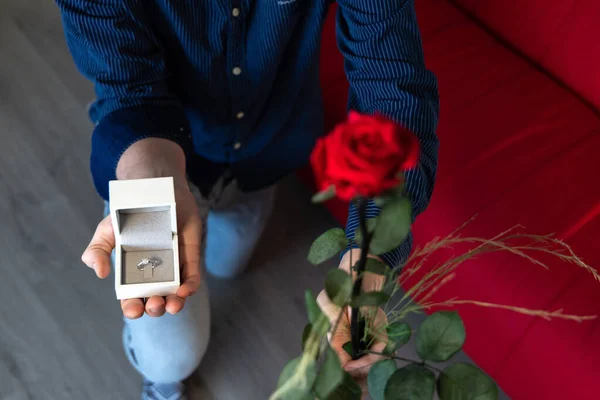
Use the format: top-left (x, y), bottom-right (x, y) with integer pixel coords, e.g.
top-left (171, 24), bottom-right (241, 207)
top-left (137, 257), bottom-right (162, 271)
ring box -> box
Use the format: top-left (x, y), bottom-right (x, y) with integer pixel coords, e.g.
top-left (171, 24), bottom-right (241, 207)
top-left (109, 177), bottom-right (180, 300)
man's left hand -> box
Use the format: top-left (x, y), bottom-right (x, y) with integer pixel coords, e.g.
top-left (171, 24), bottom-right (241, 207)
top-left (317, 249), bottom-right (390, 395)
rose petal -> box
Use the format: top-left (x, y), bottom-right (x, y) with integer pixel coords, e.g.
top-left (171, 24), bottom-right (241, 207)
top-left (314, 112), bottom-right (421, 200)
top-left (335, 181), bottom-right (358, 201)
top-left (348, 110), bottom-right (364, 123)
top-left (398, 129), bottom-right (420, 170)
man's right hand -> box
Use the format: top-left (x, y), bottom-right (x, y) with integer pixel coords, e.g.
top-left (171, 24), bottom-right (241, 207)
top-left (81, 138), bottom-right (203, 319)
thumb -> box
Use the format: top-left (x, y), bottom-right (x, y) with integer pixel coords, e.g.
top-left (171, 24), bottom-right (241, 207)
top-left (317, 290), bottom-right (353, 366)
top-left (81, 215), bottom-right (115, 279)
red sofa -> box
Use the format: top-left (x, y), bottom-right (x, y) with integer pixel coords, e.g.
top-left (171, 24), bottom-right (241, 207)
top-left (315, 1), bottom-right (600, 399)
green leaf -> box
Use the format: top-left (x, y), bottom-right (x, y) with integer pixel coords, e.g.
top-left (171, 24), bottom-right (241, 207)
top-left (370, 198), bottom-right (412, 255)
top-left (314, 347), bottom-right (344, 399)
top-left (438, 363), bottom-right (498, 400)
top-left (350, 291), bottom-right (390, 308)
top-left (305, 290), bottom-right (320, 324)
top-left (312, 185), bottom-right (336, 204)
top-left (365, 258), bottom-right (391, 276)
top-left (353, 218), bottom-right (377, 247)
top-left (374, 197), bottom-right (386, 207)
top-left (301, 324), bottom-right (312, 351)
top-left (325, 269), bottom-right (353, 306)
top-left (384, 363), bottom-right (435, 400)
top-left (276, 357), bottom-right (317, 400)
top-left (308, 228), bottom-right (349, 265)
top-left (416, 311), bottom-right (466, 362)
top-left (387, 322), bottom-right (412, 344)
top-left (384, 322), bottom-right (411, 354)
top-left (305, 290), bottom-right (329, 336)
top-left (384, 341), bottom-right (396, 355)
top-left (342, 341), bottom-right (353, 358)
top-left (396, 171), bottom-right (407, 180)
top-left (374, 183), bottom-right (406, 207)
top-left (368, 359), bottom-right (397, 400)
top-left (324, 371), bottom-right (362, 400)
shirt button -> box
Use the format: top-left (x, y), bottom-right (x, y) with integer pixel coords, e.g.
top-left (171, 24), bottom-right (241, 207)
top-left (233, 142), bottom-right (242, 150)
top-left (232, 67), bottom-right (242, 76)
top-left (232, 8), bottom-right (241, 17)
top-left (236, 111), bottom-right (245, 120)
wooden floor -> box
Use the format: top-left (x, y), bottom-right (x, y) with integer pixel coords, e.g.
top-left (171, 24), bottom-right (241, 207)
top-left (0, 2), bottom-right (508, 399)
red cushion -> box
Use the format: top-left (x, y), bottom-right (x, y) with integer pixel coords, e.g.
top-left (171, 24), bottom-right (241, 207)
top-left (451, 0), bottom-right (600, 109)
top-left (317, 1), bottom-right (600, 398)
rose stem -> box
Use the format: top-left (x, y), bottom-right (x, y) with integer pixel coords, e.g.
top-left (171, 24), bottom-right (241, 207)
top-left (351, 197), bottom-right (371, 360)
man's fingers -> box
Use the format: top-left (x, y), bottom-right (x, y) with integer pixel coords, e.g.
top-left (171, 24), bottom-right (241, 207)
top-left (121, 299), bottom-right (145, 319)
top-left (145, 296), bottom-right (166, 317)
top-left (330, 326), bottom-right (353, 367)
top-left (318, 290), bottom-right (354, 366)
top-left (121, 295), bottom-right (184, 318)
top-left (339, 249), bottom-right (386, 292)
top-left (344, 309), bottom-right (388, 380)
top-left (165, 294), bottom-right (185, 315)
top-left (177, 273), bottom-right (201, 299)
top-left (317, 290), bottom-right (343, 323)
top-left (82, 216), bottom-right (115, 279)
top-left (363, 306), bottom-right (389, 344)
top-left (344, 341), bottom-right (387, 379)
top-left (318, 287), bottom-right (392, 381)
top-left (176, 241), bottom-right (202, 298)
top-left (176, 245), bottom-right (202, 299)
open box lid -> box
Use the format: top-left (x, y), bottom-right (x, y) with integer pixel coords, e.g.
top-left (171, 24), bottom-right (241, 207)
top-left (109, 177), bottom-right (177, 236)
top-left (109, 177), bottom-right (175, 210)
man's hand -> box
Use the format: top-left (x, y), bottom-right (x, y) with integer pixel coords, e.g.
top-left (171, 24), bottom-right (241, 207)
top-left (317, 249), bottom-right (389, 395)
top-left (81, 138), bottom-right (203, 319)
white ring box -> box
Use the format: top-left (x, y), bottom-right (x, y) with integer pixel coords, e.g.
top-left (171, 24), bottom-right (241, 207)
top-left (109, 177), bottom-right (180, 300)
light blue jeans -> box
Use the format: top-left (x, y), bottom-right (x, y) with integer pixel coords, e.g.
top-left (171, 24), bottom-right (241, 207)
top-left (106, 178), bottom-right (275, 383)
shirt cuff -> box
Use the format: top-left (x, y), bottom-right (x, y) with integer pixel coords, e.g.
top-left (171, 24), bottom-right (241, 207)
top-left (90, 104), bottom-right (192, 200)
top-left (344, 199), bottom-right (414, 270)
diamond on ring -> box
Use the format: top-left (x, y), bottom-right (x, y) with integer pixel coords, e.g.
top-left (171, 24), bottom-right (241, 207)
top-left (137, 257), bottom-right (162, 270)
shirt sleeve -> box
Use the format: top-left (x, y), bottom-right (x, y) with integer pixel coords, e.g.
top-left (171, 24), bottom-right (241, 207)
top-left (56, 0), bottom-right (193, 200)
top-left (336, 0), bottom-right (440, 269)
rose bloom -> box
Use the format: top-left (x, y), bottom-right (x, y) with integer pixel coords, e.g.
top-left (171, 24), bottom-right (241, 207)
top-left (311, 111), bottom-right (419, 201)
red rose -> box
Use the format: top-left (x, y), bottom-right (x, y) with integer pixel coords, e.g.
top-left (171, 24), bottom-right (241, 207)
top-left (310, 111), bottom-right (419, 201)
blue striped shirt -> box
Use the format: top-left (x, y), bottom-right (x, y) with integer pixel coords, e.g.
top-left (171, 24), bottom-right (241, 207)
top-left (56, 0), bottom-right (439, 269)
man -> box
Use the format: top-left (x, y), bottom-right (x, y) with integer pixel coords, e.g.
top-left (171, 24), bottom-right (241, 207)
top-left (56, 0), bottom-right (439, 398)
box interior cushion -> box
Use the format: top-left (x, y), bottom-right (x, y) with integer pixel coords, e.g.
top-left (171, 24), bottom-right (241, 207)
top-left (118, 209), bottom-right (175, 284)
top-left (122, 249), bottom-right (174, 284)
top-left (119, 208), bottom-right (173, 250)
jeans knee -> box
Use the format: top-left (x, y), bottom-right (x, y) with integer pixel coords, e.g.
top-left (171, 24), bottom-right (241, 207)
top-left (205, 211), bottom-right (272, 279)
top-left (123, 284), bottom-right (211, 383)
top-left (204, 185), bottom-right (276, 278)
top-left (132, 336), bottom-right (208, 383)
